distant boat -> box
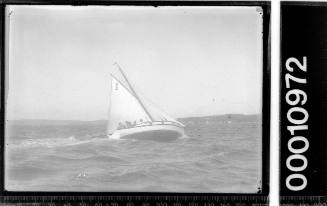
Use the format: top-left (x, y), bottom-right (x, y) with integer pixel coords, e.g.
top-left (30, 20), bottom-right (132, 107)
top-left (107, 63), bottom-right (185, 141)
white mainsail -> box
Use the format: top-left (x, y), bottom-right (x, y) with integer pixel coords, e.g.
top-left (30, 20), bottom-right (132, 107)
top-left (107, 76), bottom-right (151, 134)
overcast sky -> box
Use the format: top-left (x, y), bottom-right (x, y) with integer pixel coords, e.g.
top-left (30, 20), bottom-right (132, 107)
top-left (6, 5), bottom-right (263, 120)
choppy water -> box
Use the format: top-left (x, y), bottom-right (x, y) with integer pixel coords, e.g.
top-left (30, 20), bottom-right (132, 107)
top-left (5, 115), bottom-right (262, 193)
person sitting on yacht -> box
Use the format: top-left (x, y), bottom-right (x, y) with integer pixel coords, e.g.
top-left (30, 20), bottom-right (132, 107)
top-left (125, 121), bottom-right (132, 128)
top-left (117, 122), bottom-right (125, 130)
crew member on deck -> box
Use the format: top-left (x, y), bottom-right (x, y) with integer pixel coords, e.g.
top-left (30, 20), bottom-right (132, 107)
top-left (125, 121), bottom-right (132, 128)
top-left (118, 122), bottom-right (125, 130)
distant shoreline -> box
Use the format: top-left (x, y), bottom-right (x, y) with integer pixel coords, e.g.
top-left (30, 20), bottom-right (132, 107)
top-left (7, 114), bottom-right (261, 126)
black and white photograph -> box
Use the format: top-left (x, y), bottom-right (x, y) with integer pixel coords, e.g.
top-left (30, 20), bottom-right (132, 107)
top-left (4, 5), bottom-right (267, 193)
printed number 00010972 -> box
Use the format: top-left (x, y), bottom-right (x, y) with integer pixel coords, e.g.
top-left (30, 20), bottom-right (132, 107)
top-left (284, 56), bottom-right (309, 191)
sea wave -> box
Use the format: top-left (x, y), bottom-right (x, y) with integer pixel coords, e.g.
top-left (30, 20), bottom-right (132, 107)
top-left (6, 136), bottom-right (99, 149)
top-left (5, 117), bottom-right (262, 192)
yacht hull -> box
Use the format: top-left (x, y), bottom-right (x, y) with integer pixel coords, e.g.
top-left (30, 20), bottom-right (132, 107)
top-left (108, 124), bottom-right (184, 141)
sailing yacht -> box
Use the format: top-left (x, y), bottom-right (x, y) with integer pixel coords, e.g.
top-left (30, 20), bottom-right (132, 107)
top-left (107, 64), bottom-right (185, 140)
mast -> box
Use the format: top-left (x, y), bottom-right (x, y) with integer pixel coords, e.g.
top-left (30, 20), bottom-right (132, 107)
top-left (113, 62), bottom-right (155, 121)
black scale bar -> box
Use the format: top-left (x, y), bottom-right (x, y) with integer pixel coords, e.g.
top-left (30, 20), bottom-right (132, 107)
top-left (280, 196), bottom-right (327, 205)
top-left (0, 195), bottom-right (269, 205)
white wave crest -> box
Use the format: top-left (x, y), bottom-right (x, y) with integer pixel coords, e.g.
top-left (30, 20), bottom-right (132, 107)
top-left (7, 136), bottom-right (90, 149)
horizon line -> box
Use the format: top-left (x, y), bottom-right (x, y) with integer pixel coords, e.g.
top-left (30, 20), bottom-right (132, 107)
top-left (7, 113), bottom-right (261, 122)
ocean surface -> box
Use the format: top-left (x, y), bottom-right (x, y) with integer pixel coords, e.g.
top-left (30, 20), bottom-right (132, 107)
top-left (5, 115), bottom-right (262, 193)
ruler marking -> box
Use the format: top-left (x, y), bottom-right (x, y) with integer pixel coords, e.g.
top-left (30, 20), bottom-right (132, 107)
top-left (0, 194), bottom-right (273, 205)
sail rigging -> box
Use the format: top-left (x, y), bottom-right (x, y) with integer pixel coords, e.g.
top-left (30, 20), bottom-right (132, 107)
top-left (107, 64), bottom-right (184, 135)
top-left (114, 62), bottom-right (154, 121)
top-left (137, 94), bottom-right (185, 126)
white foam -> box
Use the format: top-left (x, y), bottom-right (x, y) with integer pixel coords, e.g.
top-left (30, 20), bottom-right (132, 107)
top-left (179, 134), bottom-right (190, 139)
top-left (108, 132), bottom-right (121, 140)
top-left (8, 136), bottom-right (90, 149)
